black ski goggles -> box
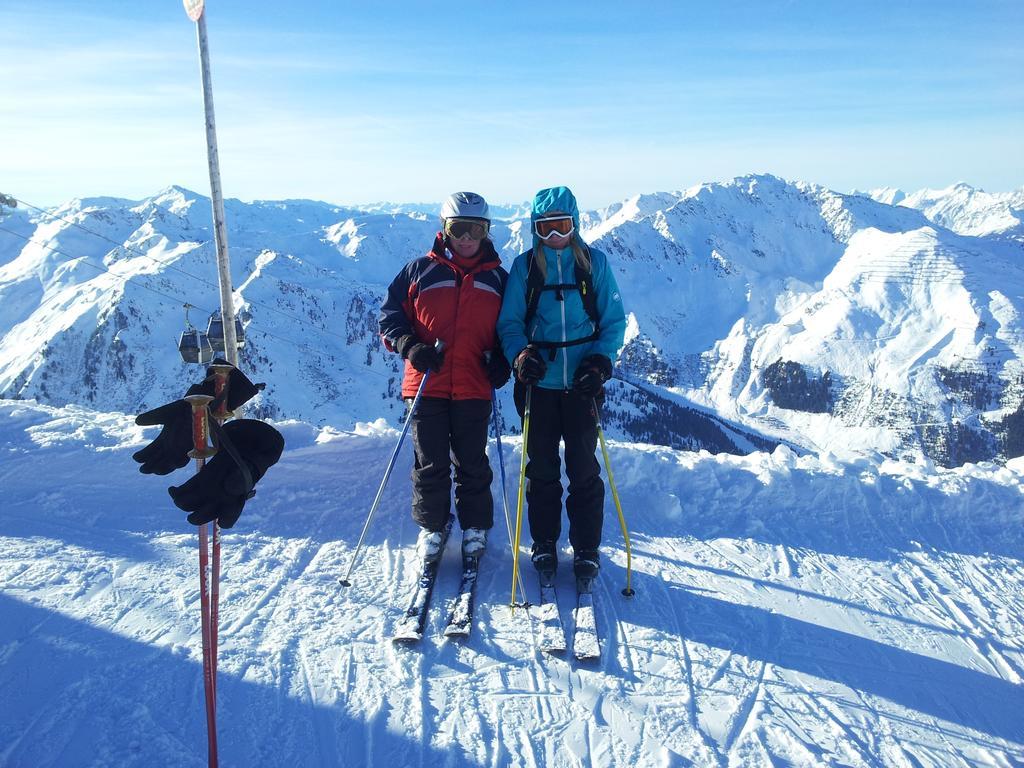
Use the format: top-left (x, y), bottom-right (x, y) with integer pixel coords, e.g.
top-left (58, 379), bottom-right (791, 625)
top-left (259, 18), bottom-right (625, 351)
top-left (534, 215), bottom-right (575, 240)
top-left (444, 217), bottom-right (490, 240)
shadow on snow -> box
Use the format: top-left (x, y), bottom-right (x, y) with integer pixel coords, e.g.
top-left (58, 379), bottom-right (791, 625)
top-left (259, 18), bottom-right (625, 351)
top-left (0, 593), bottom-right (451, 768)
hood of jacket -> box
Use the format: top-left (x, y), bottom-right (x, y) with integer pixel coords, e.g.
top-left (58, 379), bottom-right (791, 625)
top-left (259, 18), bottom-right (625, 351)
top-left (530, 186), bottom-right (580, 242)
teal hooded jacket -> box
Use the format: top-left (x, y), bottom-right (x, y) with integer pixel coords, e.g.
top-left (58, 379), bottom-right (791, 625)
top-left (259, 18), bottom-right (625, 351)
top-left (497, 186), bottom-right (626, 390)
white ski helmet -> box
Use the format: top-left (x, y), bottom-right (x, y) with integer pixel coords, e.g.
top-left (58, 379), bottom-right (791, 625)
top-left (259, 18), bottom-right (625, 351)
top-left (440, 191), bottom-right (490, 222)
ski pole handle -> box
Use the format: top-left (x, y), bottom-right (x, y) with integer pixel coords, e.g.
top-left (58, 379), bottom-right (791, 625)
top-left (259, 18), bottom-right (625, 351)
top-left (209, 363), bottom-right (233, 421)
top-left (184, 393), bottom-right (216, 460)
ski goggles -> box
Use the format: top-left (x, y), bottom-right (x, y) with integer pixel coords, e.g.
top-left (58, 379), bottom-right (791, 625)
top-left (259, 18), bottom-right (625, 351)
top-left (444, 217), bottom-right (490, 240)
top-left (534, 215), bottom-right (575, 240)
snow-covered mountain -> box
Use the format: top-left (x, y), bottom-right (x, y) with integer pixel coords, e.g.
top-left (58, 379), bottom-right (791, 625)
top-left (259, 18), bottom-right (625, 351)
top-left (2, 175), bottom-right (1023, 466)
top-left (862, 182), bottom-right (1024, 240)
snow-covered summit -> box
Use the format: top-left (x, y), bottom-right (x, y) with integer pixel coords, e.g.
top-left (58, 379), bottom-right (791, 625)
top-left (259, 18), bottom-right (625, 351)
top-left (861, 182), bottom-right (1024, 239)
top-left (858, 186), bottom-right (907, 206)
top-left (898, 182), bottom-right (1024, 239)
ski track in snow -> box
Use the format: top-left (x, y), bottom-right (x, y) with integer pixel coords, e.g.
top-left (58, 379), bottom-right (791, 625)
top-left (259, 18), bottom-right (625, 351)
top-left (2, 401), bottom-right (1024, 766)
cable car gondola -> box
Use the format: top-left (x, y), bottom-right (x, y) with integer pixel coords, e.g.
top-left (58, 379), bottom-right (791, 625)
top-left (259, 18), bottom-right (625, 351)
top-left (206, 313), bottom-right (246, 353)
top-left (178, 304), bottom-right (213, 364)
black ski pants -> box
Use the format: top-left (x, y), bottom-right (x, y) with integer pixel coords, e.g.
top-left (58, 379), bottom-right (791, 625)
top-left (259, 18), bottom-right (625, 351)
top-left (513, 383), bottom-right (604, 553)
top-left (409, 397), bottom-right (494, 532)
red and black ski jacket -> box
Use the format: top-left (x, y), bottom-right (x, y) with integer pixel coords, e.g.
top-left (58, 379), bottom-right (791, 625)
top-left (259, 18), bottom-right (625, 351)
top-left (380, 234), bottom-right (508, 400)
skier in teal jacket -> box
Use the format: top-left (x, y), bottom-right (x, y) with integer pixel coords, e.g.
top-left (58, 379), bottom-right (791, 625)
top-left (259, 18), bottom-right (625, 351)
top-left (497, 185), bottom-right (626, 579)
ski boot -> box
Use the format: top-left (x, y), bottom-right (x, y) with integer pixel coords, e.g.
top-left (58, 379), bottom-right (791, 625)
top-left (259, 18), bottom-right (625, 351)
top-left (417, 522), bottom-right (449, 564)
top-left (573, 549), bottom-right (600, 592)
top-left (462, 527), bottom-right (487, 560)
top-left (532, 540), bottom-right (558, 587)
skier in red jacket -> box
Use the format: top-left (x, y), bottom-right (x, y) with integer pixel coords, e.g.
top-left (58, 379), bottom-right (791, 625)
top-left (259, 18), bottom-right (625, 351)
top-left (379, 192), bottom-right (512, 562)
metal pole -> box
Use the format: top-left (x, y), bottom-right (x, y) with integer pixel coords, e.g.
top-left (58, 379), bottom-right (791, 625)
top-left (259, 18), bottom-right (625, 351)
top-left (195, 11), bottom-right (239, 367)
top-left (490, 391), bottom-right (522, 595)
top-left (184, 393), bottom-right (218, 768)
top-left (593, 398), bottom-right (635, 597)
top-left (510, 386), bottom-right (532, 609)
top-left (340, 341), bottom-right (445, 587)
top-left (184, 8), bottom-right (230, 763)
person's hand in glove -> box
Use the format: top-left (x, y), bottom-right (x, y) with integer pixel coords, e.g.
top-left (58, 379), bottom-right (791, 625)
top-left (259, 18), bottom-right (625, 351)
top-left (484, 350), bottom-right (512, 389)
top-left (513, 345), bottom-right (547, 386)
top-left (168, 420), bottom-right (284, 528)
top-left (395, 334), bottom-right (444, 373)
top-left (572, 354), bottom-right (613, 398)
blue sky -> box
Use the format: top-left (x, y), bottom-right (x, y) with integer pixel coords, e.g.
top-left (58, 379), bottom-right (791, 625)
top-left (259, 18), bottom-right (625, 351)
top-left (2, 0), bottom-right (1022, 209)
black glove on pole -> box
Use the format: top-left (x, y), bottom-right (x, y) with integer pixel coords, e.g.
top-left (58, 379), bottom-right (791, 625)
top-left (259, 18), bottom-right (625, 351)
top-left (396, 334), bottom-right (445, 373)
top-left (485, 350), bottom-right (512, 388)
top-left (513, 345), bottom-right (547, 386)
top-left (572, 354), bottom-right (613, 398)
top-left (132, 383), bottom-right (207, 475)
top-left (168, 420), bottom-right (285, 529)
top-left (204, 359), bottom-right (263, 412)
top-left (132, 364), bottom-right (264, 476)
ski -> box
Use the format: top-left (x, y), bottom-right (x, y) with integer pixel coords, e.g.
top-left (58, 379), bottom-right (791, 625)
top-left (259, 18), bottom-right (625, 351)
top-left (572, 576), bottom-right (600, 660)
top-left (531, 570), bottom-right (567, 652)
top-left (443, 553), bottom-right (481, 638)
top-left (393, 517), bottom-right (454, 643)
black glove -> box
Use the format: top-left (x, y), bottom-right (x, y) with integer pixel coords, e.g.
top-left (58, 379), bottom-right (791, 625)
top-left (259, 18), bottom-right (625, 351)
top-left (168, 420), bottom-right (285, 528)
top-left (205, 359), bottom-right (262, 413)
top-left (132, 364), bottom-right (264, 476)
top-left (407, 343), bottom-right (445, 373)
top-left (513, 345), bottom-right (547, 385)
top-left (484, 351), bottom-right (512, 388)
top-left (393, 334), bottom-right (418, 358)
top-left (395, 334), bottom-right (444, 373)
top-left (572, 354), bottom-right (613, 398)
top-left (132, 397), bottom-right (195, 475)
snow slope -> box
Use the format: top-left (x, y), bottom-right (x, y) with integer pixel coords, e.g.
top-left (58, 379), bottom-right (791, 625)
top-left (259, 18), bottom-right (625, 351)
top-left (2, 399), bottom-right (1023, 766)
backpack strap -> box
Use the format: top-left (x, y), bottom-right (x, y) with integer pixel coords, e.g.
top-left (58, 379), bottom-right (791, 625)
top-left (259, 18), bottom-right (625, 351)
top-left (575, 257), bottom-right (600, 329)
top-left (523, 249), bottom-right (542, 330)
top-left (522, 248), bottom-right (602, 360)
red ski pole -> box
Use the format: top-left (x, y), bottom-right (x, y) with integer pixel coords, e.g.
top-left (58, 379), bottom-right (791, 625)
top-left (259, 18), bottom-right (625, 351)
top-left (208, 363), bottom-right (233, 689)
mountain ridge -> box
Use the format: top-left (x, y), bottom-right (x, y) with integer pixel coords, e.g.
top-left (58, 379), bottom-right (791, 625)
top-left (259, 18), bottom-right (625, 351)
top-left (2, 174), bottom-right (1022, 466)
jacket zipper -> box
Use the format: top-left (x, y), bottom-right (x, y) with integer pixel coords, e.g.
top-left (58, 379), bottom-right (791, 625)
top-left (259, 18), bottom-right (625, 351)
top-left (555, 249), bottom-right (568, 388)
top-left (450, 261), bottom-right (463, 399)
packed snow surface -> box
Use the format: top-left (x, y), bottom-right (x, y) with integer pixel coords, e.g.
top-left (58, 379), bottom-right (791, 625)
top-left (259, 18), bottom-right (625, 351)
top-left (2, 399), bottom-right (1023, 766)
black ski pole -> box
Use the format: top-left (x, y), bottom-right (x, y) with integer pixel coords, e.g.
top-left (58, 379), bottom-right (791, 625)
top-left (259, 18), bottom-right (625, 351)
top-left (490, 386), bottom-right (522, 598)
top-left (340, 340), bottom-right (444, 587)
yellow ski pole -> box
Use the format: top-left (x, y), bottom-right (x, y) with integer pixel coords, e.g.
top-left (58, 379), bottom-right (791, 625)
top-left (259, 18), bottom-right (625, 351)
top-left (510, 385), bottom-right (532, 610)
top-left (491, 388), bottom-right (522, 601)
top-left (594, 398), bottom-right (635, 597)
